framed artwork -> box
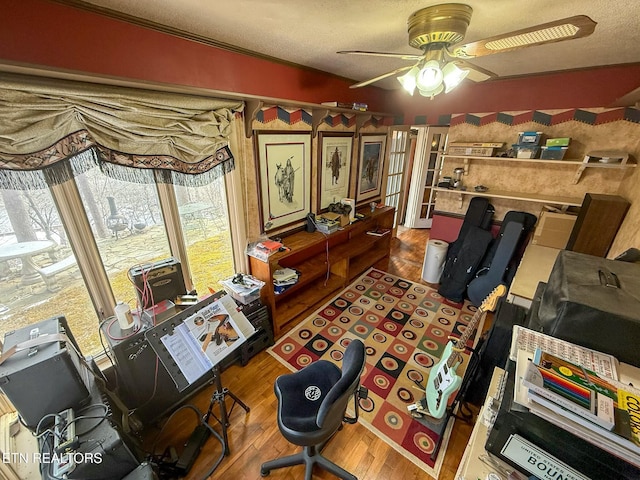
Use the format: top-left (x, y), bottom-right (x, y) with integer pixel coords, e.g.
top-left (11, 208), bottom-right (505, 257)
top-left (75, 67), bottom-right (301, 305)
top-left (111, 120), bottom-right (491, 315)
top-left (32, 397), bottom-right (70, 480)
top-left (255, 132), bottom-right (312, 231)
top-left (317, 132), bottom-right (354, 211)
top-left (357, 134), bottom-right (387, 203)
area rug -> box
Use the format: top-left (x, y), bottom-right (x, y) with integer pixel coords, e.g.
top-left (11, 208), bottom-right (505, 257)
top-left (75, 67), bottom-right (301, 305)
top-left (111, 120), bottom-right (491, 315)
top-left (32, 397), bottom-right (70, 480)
top-left (267, 268), bottom-right (479, 478)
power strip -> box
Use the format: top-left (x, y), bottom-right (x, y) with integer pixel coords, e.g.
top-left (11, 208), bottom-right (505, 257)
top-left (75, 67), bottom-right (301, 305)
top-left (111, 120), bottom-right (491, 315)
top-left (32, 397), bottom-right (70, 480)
top-left (53, 408), bottom-right (76, 478)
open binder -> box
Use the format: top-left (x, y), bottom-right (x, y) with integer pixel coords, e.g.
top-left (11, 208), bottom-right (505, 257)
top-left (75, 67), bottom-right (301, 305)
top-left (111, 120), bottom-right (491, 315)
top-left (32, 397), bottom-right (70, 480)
top-left (145, 294), bottom-right (256, 391)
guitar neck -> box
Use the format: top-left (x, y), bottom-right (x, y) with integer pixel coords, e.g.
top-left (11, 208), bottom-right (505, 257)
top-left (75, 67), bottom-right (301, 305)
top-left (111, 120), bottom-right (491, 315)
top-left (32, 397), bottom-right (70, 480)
top-left (447, 307), bottom-right (485, 367)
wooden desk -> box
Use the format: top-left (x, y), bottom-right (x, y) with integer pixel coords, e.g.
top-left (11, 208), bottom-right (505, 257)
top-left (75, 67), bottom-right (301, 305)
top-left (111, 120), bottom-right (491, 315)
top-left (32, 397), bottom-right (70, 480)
top-left (507, 244), bottom-right (560, 309)
top-left (455, 367), bottom-right (527, 480)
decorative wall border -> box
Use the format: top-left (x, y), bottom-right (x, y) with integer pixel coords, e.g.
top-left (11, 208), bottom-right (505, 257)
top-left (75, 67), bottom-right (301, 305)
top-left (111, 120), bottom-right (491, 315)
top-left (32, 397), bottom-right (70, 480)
top-left (420, 106), bottom-right (640, 127)
top-left (255, 106), bottom-right (392, 129)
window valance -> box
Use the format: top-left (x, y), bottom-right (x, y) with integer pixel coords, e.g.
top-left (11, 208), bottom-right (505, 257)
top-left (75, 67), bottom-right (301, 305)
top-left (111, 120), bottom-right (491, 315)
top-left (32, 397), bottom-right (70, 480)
top-left (0, 73), bottom-right (244, 189)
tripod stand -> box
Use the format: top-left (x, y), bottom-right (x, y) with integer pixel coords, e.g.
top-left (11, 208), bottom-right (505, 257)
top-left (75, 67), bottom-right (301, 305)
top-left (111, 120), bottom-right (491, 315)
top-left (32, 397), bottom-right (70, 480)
top-left (203, 363), bottom-right (250, 456)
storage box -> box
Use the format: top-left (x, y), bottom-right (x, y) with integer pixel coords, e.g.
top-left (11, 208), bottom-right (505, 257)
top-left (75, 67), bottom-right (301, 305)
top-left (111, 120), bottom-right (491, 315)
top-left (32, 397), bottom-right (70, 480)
top-left (322, 211), bottom-right (350, 227)
top-left (540, 146), bottom-right (568, 160)
top-left (545, 137), bottom-right (571, 147)
top-left (517, 131), bottom-right (543, 145)
top-left (531, 211), bottom-right (577, 249)
top-left (512, 144), bottom-right (540, 159)
top-left (447, 145), bottom-right (496, 157)
top-left (221, 275), bottom-right (264, 305)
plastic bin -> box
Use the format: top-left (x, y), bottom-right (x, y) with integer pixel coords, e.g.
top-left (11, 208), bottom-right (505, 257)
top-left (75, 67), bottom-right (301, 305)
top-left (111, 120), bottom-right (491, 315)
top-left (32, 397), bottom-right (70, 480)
top-left (513, 144), bottom-right (540, 159)
top-left (517, 131), bottom-right (543, 145)
top-left (540, 146), bottom-right (568, 160)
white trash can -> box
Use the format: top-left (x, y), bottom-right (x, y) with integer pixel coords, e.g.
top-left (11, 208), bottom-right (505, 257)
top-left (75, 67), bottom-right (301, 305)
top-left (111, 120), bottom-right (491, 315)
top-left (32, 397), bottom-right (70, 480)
top-left (422, 239), bottom-right (449, 283)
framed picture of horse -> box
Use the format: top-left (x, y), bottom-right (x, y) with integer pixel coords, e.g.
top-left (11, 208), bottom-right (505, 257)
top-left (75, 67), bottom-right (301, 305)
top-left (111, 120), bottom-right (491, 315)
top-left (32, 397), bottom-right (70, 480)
top-left (255, 131), bottom-right (312, 232)
top-left (317, 132), bottom-right (354, 212)
top-left (356, 134), bottom-right (387, 204)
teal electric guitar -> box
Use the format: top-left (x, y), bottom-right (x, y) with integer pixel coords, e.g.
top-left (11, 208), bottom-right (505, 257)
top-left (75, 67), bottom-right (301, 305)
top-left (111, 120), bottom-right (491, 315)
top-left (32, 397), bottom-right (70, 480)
top-left (426, 284), bottom-right (506, 419)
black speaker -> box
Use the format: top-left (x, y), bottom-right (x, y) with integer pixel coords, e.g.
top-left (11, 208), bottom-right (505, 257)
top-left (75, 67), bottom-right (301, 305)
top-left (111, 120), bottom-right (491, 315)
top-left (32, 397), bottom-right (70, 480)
top-left (128, 258), bottom-right (187, 309)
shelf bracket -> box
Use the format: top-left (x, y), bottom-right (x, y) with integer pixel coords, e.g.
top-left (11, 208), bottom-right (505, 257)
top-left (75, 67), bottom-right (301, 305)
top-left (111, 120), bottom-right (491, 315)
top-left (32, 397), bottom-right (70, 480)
top-left (244, 99), bottom-right (264, 138)
top-left (311, 108), bottom-right (330, 138)
top-left (355, 114), bottom-right (372, 137)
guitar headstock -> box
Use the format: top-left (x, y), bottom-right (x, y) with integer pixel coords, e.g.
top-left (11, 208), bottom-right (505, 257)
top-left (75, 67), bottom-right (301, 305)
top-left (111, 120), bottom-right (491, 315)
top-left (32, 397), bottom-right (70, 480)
top-left (480, 284), bottom-right (507, 313)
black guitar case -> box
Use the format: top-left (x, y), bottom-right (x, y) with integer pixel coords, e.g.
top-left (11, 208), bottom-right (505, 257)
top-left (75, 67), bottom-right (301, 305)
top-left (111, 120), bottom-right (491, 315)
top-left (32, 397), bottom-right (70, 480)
top-left (467, 220), bottom-right (524, 307)
top-left (438, 225), bottom-right (493, 303)
top-left (477, 211), bottom-right (538, 280)
top-left (438, 197), bottom-right (495, 303)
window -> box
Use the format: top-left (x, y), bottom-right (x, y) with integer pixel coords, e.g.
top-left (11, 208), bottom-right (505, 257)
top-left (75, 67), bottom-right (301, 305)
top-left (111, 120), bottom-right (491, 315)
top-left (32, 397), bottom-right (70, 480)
top-left (0, 166), bottom-right (235, 357)
top-left (175, 180), bottom-right (234, 293)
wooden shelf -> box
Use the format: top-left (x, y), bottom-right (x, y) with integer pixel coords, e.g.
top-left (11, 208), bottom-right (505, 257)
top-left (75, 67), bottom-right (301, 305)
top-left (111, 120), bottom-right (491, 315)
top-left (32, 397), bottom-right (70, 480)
top-left (249, 206), bottom-right (395, 335)
top-left (442, 153), bottom-right (636, 184)
top-left (434, 187), bottom-right (583, 208)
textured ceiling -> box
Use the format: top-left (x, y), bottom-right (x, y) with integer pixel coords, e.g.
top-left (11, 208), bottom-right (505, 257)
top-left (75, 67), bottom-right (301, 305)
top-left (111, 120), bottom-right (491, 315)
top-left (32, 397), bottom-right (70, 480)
top-left (72, 0), bottom-right (640, 90)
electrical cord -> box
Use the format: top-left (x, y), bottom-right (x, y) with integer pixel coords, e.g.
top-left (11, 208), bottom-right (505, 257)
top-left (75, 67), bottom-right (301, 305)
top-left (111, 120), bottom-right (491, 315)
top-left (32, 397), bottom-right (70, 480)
top-left (307, 214), bottom-right (332, 286)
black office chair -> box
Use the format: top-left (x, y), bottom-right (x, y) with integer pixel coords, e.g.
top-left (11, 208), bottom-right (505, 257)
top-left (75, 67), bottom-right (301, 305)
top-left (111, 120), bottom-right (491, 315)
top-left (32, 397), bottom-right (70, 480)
top-left (260, 339), bottom-right (366, 480)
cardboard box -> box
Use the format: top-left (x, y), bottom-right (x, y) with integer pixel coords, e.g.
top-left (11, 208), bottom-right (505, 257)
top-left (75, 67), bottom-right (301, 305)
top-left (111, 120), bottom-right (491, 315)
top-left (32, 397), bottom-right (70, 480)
top-left (322, 211), bottom-right (350, 227)
top-left (531, 211), bottom-right (577, 249)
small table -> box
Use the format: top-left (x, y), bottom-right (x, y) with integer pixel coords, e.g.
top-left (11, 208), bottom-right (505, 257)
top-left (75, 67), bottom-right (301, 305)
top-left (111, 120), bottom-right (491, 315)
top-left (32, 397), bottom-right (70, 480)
top-left (0, 240), bottom-right (55, 285)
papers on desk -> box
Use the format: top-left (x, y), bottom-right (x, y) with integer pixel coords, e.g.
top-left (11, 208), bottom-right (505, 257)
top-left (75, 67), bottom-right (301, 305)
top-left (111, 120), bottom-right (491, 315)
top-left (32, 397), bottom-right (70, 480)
top-left (159, 295), bottom-right (255, 386)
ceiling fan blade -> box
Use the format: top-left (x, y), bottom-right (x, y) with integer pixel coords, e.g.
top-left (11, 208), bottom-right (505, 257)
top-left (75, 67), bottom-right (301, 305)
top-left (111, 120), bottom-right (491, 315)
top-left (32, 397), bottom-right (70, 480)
top-left (450, 60), bottom-right (497, 83)
top-left (350, 65), bottom-right (415, 88)
top-left (450, 15), bottom-right (597, 58)
top-left (338, 50), bottom-right (423, 61)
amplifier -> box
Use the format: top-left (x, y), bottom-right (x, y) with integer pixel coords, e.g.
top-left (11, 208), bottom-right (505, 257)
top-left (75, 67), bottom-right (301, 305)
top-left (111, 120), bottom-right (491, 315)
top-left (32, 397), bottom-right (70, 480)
top-left (0, 316), bottom-right (91, 430)
top-left (100, 312), bottom-right (212, 425)
top-left (129, 258), bottom-right (187, 309)
top-left (103, 293), bottom-right (272, 424)
top-left (40, 375), bottom-right (141, 480)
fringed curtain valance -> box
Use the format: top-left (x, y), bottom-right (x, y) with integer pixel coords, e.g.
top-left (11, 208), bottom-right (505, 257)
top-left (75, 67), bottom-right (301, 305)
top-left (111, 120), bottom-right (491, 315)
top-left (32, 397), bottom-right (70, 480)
top-left (0, 73), bottom-right (244, 189)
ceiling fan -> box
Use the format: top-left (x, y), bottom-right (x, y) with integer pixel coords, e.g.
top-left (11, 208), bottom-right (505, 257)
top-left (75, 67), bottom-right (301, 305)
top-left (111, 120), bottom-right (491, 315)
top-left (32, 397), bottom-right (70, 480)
top-left (338, 3), bottom-right (596, 98)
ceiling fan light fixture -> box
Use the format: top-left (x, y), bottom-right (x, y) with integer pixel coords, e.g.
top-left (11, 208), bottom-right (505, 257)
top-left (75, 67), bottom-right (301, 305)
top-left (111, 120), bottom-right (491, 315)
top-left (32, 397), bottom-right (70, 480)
top-left (442, 61), bottom-right (469, 93)
top-left (397, 66), bottom-right (419, 95)
top-left (418, 83), bottom-right (444, 99)
top-left (416, 60), bottom-right (443, 91)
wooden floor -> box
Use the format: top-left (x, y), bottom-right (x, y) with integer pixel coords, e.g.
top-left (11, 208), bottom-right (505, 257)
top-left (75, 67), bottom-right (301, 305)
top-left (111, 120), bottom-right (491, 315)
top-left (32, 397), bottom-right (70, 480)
top-left (143, 227), bottom-right (475, 479)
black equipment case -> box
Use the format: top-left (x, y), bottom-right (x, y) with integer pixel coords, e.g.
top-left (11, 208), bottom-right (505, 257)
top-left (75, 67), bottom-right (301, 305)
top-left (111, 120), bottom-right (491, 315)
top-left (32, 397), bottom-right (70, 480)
top-left (0, 315), bottom-right (90, 430)
top-left (529, 250), bottom-right (640, 367)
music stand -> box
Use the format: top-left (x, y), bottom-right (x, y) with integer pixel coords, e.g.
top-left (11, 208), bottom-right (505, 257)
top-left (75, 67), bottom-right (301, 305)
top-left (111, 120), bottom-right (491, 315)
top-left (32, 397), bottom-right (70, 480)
top-left (145, 295), bottom-right (253, 465)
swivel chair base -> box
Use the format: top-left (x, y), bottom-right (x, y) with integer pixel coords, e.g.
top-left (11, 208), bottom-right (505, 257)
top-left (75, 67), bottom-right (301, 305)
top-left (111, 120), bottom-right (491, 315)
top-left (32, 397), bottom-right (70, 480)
top-left (260, 444), bottom-right (356, 480)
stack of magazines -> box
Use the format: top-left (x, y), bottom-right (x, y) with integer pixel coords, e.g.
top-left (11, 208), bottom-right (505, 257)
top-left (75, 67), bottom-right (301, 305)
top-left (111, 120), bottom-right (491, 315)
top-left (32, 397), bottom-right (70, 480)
top-left (273, 267), bottom-right (300, 294)
top-left (512, 327), bottom-right (640, 468)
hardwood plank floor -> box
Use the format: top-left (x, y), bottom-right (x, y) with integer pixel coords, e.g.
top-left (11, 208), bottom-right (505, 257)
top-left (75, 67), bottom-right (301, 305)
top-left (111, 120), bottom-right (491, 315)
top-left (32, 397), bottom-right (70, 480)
top-left (144, 227), bottom-right (475, 479)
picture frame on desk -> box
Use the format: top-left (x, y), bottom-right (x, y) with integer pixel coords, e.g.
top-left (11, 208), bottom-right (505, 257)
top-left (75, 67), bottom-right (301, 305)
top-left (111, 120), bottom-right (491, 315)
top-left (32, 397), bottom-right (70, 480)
top-left (255, 131), bottom-right (312, 232)
top-left (317, 132), bottom-right (353, 212)
top-left (356, 134), bottom-right (386, 204)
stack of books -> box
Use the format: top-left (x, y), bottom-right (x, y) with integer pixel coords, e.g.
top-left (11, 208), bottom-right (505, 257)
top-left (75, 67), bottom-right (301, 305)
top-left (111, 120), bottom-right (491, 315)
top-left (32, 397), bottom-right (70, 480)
top-left (273, 267), bottom-right (300, 294)
top-left (517, 342), bottom-right (640, 468)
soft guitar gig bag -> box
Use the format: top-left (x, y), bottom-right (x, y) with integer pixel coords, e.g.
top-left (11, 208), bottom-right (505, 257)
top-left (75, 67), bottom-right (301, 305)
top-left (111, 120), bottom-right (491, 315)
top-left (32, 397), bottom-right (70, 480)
top-left (438, 197), bottom-right (495, 303)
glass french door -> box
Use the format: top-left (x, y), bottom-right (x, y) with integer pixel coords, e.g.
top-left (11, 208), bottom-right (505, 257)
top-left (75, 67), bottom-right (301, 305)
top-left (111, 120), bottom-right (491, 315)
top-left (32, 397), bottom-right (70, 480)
top-left (384, 127), bottom-right (412, 227)
top-left (404, 126), bottom-right (449, 228)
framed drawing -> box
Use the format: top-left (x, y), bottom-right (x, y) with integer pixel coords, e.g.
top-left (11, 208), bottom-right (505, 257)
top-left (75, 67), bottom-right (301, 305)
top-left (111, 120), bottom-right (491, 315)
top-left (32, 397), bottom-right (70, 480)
top-left (255, 132), bottom-right (312, 231)
top-left (317, 132), bottom-right (354, 211)
top-left (357, 134), bottom-right (387, 203)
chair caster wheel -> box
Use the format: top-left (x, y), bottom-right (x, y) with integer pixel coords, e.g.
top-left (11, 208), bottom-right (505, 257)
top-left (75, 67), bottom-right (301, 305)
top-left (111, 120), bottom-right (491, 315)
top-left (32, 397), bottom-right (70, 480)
top-left (261, 468), bottom-right (270, 477)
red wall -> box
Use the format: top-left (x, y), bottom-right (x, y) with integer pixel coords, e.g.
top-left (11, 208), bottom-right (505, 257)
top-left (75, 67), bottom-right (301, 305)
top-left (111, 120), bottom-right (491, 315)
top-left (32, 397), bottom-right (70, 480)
top-left (1, 0), bottom-right (639, 121)
top-left (0, 0), bottom-right (390, 111)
